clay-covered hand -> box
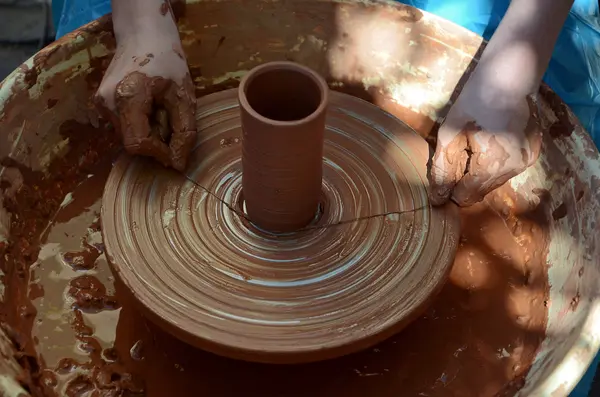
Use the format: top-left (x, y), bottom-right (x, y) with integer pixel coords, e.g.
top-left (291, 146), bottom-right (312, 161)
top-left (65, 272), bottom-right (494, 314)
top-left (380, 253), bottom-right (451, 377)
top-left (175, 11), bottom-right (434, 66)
top-left (428, 70), bottom-right (542, 207)
top-left (95, 1), bottom-right (196, 171)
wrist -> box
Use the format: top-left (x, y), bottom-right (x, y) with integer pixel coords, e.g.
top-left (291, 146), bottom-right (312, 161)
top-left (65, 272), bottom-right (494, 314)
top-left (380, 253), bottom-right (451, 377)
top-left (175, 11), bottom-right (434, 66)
top-left (473, 44), bottom-right (538, 102)
top-left (112, 0), bottom-right (180, 44)
top-left (477, 0), bottom-right (573, 97)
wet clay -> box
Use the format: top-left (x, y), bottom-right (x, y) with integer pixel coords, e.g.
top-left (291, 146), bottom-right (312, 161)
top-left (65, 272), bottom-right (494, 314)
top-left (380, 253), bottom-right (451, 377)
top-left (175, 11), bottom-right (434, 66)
top-left (0, 114), bottom-right (548, 396)
top-left (239, 62), bottom-right (328, 233)
top-left (95, 70), bottom-right (197, 172)
top-left (0, 2), bottom-right (548, 391)
top-left (0, 119), bottom-right (122, 395)
top-left (101, 90), bottom-right (461, 364)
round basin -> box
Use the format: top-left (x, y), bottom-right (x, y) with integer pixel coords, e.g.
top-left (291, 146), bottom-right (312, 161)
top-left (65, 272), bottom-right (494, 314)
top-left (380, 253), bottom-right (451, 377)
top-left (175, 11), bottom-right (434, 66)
top-left (0, 1), bottom-right (599, 396)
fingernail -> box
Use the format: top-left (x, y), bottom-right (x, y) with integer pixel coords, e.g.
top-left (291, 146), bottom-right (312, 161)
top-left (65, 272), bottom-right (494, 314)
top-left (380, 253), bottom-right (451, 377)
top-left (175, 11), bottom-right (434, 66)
top-left (171, 158), bottom-right (186, 172)
top-left (428, 186), bottom-right (450, 206)
top-left (451, 191), bottom-right (482, 207)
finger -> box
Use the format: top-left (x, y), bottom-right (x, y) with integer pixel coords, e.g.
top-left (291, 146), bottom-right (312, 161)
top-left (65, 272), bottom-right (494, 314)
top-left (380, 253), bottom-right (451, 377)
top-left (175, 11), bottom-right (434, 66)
top-left (116, 72), bottom-right (171, 167)
top-left (526, 127), bottom-right (542, 167)
top-left (94, 53), bottom-right (124, 114)
top-left (93, 93), bottom-right (121, 134)
top-left (152, 108), bottom-right (171, 143)
top-left (428, 117), bottom-right (470, 206)
top-left (452, 130), bottom-right (519, 207)
top-left (161, 79), bottom-right (197, 172)
top-left (452, 99), bottom-right (543, 207)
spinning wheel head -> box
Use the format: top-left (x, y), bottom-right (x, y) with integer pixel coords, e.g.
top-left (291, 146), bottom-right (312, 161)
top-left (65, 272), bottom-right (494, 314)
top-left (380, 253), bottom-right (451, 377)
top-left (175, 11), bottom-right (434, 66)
top-left (101, 79), bottom-right (460, 364)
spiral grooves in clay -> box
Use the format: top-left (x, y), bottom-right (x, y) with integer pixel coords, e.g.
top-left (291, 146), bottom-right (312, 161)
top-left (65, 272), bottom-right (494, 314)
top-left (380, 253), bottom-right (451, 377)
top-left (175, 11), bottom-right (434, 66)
top-left (101, 89), bottom-right (460, 364)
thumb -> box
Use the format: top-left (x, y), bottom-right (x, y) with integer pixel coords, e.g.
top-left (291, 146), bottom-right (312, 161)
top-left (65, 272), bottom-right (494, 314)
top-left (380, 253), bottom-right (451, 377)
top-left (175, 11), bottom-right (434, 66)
top-left (428, 117), bottom-right (470, 206)
top-left (161, 79), bottom-right (197, 172)
top-left (93, 93), bottom-right (120, 135)
top-left (116, 72), bottom-right (171, 167)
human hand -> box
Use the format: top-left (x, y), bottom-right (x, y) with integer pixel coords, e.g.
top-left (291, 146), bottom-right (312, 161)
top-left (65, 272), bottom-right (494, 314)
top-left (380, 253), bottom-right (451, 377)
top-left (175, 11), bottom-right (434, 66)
top-left (428, 68), bottom-right (542, 207)
top-left (95, 1), bottom-right (196, 171)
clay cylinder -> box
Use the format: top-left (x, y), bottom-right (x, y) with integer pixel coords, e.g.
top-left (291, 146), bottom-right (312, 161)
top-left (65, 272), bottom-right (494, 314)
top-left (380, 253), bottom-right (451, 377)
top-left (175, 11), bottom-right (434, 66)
top-left (239, 62), bottom-right (328, 233)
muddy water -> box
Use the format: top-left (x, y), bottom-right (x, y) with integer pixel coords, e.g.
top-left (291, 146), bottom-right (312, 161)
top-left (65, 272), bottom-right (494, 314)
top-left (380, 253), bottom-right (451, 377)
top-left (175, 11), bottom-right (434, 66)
top-left (9, 149), bottom-right (548, 396)
top-left (30, 170), bottom-right (122, 394)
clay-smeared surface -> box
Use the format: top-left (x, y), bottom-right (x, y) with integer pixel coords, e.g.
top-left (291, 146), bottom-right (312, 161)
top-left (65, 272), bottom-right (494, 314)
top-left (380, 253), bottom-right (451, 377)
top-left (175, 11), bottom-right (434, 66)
top-left (1, 115), bottom-right (548, 397)
top-left (0, 1), bottom-right (555, 395)
top-left (101, 90), bottom-right (460, 363)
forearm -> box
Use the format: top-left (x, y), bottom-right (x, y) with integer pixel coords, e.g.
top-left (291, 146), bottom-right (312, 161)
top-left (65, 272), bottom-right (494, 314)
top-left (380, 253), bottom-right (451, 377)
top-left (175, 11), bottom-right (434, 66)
top-left (111, 0), bottom-right (179, 43)
top-left (476, 0), bottom-right (573, 99)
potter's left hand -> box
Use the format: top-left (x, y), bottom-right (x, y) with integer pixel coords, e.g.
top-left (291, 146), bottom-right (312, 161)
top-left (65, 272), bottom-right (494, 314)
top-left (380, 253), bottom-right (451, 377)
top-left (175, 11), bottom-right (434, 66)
top-left (95, 0), bottom-right (196, 171)
top-left (428, 69), bottom-right (542, 207)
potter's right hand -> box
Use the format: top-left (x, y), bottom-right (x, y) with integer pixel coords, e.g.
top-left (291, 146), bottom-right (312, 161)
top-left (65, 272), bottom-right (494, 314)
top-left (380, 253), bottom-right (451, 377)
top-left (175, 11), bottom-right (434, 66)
top-left (95, 0), bottom-right (196, 171)
top-left (428, 69), bottom-right (542, 207)
top-left (426, 0), bottom-right (572, 207)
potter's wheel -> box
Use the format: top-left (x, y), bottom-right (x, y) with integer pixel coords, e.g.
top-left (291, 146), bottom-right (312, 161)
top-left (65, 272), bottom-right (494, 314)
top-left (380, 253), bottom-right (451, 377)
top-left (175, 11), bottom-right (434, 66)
top-left (101, 89), bottom-right (460, 364)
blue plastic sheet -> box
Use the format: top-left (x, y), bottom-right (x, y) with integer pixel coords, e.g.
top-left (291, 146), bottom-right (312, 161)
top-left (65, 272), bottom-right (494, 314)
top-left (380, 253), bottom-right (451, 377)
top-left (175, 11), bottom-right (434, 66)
top-left (52, 1), bottom-right (600, 394)
top-left (53, 0), bottom-right (111, 41)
